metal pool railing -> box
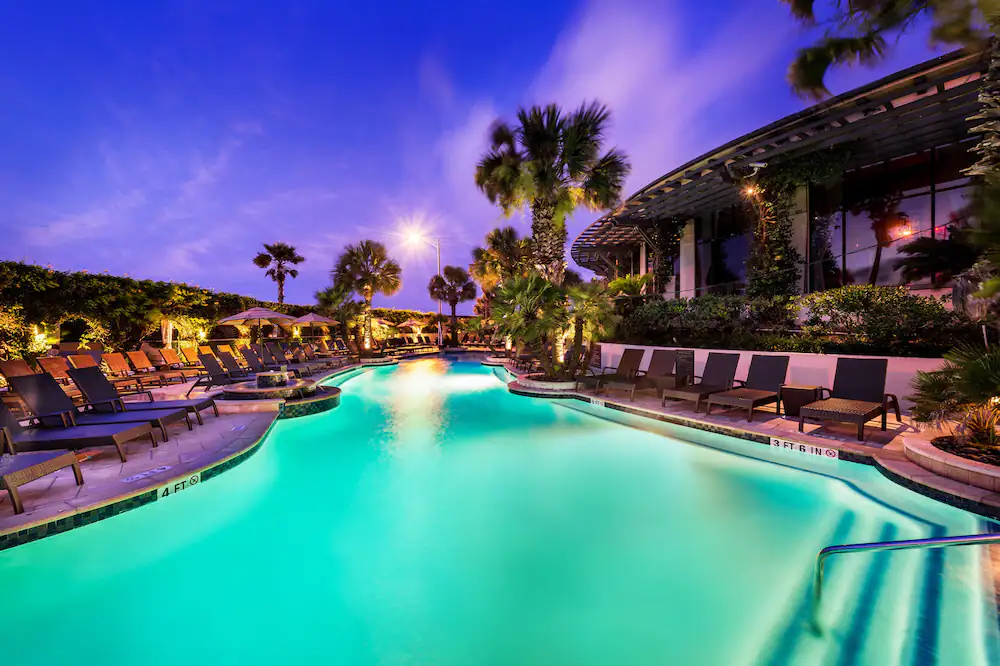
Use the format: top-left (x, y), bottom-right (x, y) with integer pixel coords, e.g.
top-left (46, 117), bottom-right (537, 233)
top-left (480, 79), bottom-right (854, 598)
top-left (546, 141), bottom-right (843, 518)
top-left (811, 532), bottom-right (1000, 632)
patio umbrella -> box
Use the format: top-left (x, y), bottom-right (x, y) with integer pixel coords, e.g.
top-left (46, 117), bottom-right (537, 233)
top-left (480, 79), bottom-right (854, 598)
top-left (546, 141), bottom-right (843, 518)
top-left (292, 313), bottom-right (339, 327)
top-left (398, 318), bottom-right (426, 330)
top-left (218, 307), bottom-right (293, 344)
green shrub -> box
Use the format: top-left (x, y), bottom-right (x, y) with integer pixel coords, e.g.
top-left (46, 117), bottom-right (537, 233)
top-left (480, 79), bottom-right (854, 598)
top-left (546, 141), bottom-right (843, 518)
top-left (799, 285), bottom-right (972, 356)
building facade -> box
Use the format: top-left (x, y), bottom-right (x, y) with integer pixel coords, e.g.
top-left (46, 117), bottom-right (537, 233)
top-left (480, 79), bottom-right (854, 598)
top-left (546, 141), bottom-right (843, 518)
top-left (570, 51), bottom-right (985, 299)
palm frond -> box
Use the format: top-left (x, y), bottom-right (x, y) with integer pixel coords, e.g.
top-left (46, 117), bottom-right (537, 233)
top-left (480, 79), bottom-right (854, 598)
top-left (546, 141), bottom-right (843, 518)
top-left (580, 148), bottom-right (630, 210)
top-left (788, 33), bottom-right (886, 99)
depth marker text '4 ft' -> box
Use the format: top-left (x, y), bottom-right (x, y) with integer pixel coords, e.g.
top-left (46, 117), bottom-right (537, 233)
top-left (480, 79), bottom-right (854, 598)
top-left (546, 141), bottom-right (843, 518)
top-left (159, 473), bottom-right (201, 499)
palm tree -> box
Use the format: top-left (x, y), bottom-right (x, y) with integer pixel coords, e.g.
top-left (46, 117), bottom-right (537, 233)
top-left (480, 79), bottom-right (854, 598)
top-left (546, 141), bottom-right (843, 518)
top-left (563, 282), bottom-right (617, 379)
top-left (315, 283), bottom-right (364, 340)
top-left (475, 102), bottom-right (631, 283)
top-left (493, 273), bottom-right (570, 378)
top-left (470, 226), bottom-right (529, 321)
top-left (607, 273), bottom-right (650, 297)
top-left (427, 266), bottom-right (477, 345)
top-left (332, 240), bottom-right (402, 348)
top-left (253, 242), bottom-right (305, 304)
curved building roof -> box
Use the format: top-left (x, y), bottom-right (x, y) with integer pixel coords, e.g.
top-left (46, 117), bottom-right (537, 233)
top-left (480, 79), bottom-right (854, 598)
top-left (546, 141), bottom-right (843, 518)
top-left (571, 50), bottom-right (987, 273)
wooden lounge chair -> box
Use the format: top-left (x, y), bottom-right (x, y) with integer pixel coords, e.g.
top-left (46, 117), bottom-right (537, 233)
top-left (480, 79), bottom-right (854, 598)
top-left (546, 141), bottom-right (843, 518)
top-left (37, 356), bottom-right (75, 385)
top-left (181, 347), bottom-right (203, 366)
top-left (102, 352), bottom-right (161, 388)
top-left (127, 351), bottom-right (188, 385)
top-left (199, 345), bottom-right (214, 356)
top-left (69, 367), bottom-right (218, 426)
top-left (1, 401), bottom-right (153, 465)
top-left (576, 348), bottom-right (644, 392)
top-left (158, 348), bottom-right (206, 379)
top-left (8, 373), bottom-right (190, 448)
top-left (0, 359), bottom-right (36, 381)
top-left (798, 357), bottom-right (902, 440)
top-left (661, 352), bottom-right (740, 412)
top-left (65, 354), bottom-right (148, 394)
top-left (705, 354), bottom-right (790, 421)
top-left (0, 424), bottom-right (84, 515)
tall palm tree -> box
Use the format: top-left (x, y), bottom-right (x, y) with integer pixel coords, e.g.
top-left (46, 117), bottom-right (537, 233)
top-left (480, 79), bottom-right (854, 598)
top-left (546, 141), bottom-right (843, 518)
top-left (475, 102), bottom-right (631, 284)
top-left (253, 242), bottom-right (305, 304)
top-left (332, 240), bottom-right (402, 348)
top-left (427, 266), bottom-right (477, 345)
top-left (493, 273), bottom-right (569, 377)
top-left (315, 283), bottom-right (365, 340)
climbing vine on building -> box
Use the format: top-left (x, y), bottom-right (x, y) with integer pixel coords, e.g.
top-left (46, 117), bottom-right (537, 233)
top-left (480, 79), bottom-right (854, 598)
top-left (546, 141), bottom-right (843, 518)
top-left (741, 146), bottom-right (852, 297)
top-left (651, 217), bottom-right (686, 292)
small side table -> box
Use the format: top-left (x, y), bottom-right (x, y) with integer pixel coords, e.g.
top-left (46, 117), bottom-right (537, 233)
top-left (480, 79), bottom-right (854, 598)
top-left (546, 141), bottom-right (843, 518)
top-left (779, 384), bottom-right (821, 417)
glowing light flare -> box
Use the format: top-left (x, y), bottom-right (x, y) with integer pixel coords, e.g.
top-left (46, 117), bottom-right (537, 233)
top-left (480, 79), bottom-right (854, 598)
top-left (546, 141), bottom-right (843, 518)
top-left (743, 185), bottom-right (758, 197)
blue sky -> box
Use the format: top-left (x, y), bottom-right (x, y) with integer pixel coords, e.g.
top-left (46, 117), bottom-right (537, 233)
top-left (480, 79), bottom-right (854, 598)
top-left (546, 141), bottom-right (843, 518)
top-left (0, 0), bottom-right (944, 312)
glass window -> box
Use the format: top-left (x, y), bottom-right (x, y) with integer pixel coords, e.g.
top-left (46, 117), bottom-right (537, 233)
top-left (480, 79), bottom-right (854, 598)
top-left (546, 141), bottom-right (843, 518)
top-left (934, 186), bottom-right (974, 239)
top-left (695, 206), bottom-right (751, 294)
top-left (808, 182), bottom-right (844, 292)
top-left (845, 193), bottom-right (932, 286)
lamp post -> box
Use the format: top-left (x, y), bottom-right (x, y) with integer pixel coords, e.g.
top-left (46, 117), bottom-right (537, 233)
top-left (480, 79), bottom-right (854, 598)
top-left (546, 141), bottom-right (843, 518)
top-left (404, 229), bottom-right (444, 346)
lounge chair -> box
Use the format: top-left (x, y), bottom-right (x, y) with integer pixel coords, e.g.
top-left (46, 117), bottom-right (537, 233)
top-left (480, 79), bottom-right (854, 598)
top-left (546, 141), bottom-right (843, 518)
top-left (127, 351), bottom-right (188, 384)
top-left (181, 347), bottom-right (203, 366)
top-left (37, 356), bottom-right (76, 385)
top-left (0, 359), bottom-right (36, 381)
top-left (798, 357), bottom-right (902, 440)
top-left (65, 354), bottom-right (147, 394)
top-left (102, 352), bottom-right (162, 388)
top-left (199, 345), bottom-right (214, 356)
top-left (602, 349), bottom-right (695, 401)
top-left (576, 348), bottom-right (644, 392)
top-left (186, 354), bottom-right (237, 397)
top-left (265, 341), bottom-right (318, 375)
top-left (218, 351), bottom-right (255, 379)
top-left (0, 421), bottom-right (86, 514)
top-left (68, 366), bottom-right (218, 426)
top-left (8, 373), bottom-right (190, 447)
top-left (661, 352), bottom-right (740, 412)
top-left (158, 348), bottom-right (206, 379)
top-left (1, 397), bottom-right (153, 464)
top-left (705, 354), bottom-right (790, 421)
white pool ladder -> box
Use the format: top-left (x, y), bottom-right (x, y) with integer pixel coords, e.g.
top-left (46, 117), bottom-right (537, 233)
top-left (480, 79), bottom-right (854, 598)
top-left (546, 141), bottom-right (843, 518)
top-left (811, 532), bottom-right (1000, 632)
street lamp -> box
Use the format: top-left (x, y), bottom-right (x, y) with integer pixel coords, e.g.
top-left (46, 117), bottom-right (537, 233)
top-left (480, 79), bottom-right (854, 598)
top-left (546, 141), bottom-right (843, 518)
top-left (403, 228), bottom-right (443, 346)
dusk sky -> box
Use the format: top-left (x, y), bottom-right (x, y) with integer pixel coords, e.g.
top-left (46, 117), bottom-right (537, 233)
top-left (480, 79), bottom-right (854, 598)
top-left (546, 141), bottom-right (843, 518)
top-left (0, 1), bottom-right (944, 313)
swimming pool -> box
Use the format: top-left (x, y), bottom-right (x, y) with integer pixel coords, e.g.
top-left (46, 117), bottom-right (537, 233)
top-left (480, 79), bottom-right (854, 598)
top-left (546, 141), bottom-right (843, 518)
top-left (2, 358), bottom-right (998, 665)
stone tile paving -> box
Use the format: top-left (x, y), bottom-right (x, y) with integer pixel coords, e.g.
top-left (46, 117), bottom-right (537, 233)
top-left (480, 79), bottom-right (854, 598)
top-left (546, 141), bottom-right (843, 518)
top-left (0, 409), bottom-right (277, 533)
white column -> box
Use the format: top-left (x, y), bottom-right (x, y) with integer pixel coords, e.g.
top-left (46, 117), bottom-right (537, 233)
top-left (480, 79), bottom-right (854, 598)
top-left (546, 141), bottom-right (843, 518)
top-left (679, 219), bottom-right (696, 298)
top-left (791, 185), bottom-right (810, 294)
top-left (639, 241), bottom-right (648, 276)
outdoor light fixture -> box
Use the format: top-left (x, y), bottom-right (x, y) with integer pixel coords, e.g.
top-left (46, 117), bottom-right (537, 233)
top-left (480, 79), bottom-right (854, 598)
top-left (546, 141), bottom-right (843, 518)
top-left (398, 221), bottom-right (444, 346)
top-left (198, 329), bottom-right (207, 340)
top-left (743, 185), bottom-right (758, 197)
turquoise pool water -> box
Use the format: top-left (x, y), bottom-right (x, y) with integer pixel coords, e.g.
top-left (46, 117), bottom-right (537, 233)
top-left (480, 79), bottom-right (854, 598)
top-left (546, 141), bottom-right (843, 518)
top-left (1, 358), bottom-right (998, 665)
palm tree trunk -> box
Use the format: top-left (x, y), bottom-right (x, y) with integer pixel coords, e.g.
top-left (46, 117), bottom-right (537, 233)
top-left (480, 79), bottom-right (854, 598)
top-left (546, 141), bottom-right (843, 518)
top-left (530, 198), bottom-right (565, 284)
top-left (868, 245), bottom-right (883, 285)
top-left (277, 276), bottom-right (285, 304)
top-left (563, 317), bottom-right (585, 380)
top-left (450, 302), bottom-right (458, 346)
top-left (364, 295), bottom-right (373, 350)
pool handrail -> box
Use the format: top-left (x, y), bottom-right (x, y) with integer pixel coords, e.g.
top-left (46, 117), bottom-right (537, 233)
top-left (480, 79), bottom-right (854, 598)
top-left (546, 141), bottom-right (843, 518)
top-left (812, 531), bottom-right (1000, 632)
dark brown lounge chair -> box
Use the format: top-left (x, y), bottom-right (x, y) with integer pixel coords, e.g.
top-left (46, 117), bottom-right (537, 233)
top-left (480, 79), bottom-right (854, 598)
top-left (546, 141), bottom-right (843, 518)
top-left (798, 357), bottom-right (902, 440)
top-left (186, 354), bottom-right (238, 397)
top-left (0, 427), bottom-right (84, 514)
top-left (9, 373), bottom-right (190, 446)
top-left (605, 349), bottom-right (695, 400)
top-left (69, 366), bottom-right (218, 426)
top-left (661, 352), bottom-right (740, 412)
top-left (578, 348), bottom-right (644, 393)
top-left (1, 398), bottom-right (154, 464)
top-left (705, 354), bottom-right (790, 421)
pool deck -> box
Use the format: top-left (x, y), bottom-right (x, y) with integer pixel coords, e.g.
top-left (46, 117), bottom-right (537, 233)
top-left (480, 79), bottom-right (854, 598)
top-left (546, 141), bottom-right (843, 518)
top-left (0, 362), bottom-right (359, 548)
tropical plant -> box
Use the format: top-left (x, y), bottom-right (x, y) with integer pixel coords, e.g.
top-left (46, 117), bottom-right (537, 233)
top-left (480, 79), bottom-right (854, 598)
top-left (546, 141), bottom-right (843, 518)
top-left (475, 102), bottom-right (631, 283)
top-left (470, 226), bottom-right (529, 321)
top-left (607, 273), bottom-right (650, 297)
top-left (563, 282), bottom-right (617, 379)
top-left (332, 240), bottom-right (402, 348)
top-left (315, 283), bottom-right (365, 340)
top-left (781, 1), bottom-right (990, 100)
top-left (428, 266), bottom-right (477, 345)
top-left (253, 242), bottom-right (305, 304)
top-left (493, 273), bottom-right (570, 378)
top-left (909, 343), bottom-right (1000, 445)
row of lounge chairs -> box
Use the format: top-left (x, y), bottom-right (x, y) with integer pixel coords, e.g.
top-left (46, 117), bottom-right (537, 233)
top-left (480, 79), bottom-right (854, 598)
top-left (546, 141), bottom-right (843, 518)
top-left (577, 348), bottom-right (901, 440)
